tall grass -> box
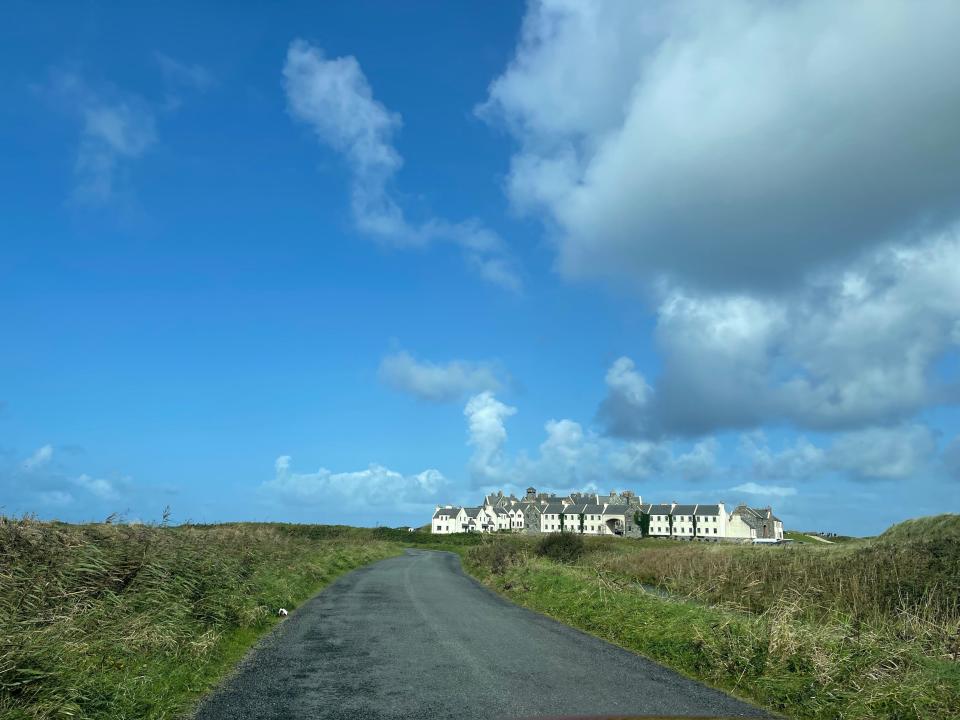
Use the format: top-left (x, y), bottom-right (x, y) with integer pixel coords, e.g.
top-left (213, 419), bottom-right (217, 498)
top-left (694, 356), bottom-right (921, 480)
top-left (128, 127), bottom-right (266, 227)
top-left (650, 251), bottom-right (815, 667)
top-left (464, 515), bottom-right (960, 719)
top-left (590, 534), bottom-right (960, 656)
top-left (0, 518), bottom-right (401, 720)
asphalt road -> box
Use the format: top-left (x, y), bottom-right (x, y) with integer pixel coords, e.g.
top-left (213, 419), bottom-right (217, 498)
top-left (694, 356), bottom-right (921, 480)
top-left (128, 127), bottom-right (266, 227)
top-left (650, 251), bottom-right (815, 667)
top-left (193, 549), bottom-right (774, 719)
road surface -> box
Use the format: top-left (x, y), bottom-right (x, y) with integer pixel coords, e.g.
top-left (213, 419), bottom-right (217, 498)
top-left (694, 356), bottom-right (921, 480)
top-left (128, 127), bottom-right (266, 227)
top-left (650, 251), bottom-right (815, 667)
top-left (194, 549), bottom-right (774, 719)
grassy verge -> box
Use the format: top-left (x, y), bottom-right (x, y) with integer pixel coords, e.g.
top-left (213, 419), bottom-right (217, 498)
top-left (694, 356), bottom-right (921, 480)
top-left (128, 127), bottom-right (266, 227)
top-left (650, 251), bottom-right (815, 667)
top-left (463, 518), bottom-right (960, 720)
top-left (0, 519), bottom-right (404, 720)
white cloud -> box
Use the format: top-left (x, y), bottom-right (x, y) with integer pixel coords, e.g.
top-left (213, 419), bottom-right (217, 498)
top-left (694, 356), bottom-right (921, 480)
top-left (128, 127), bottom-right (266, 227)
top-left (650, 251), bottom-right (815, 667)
top-left (379, 351), bottom-right (502, 403)
top-left (155, 53), bottom-right (214, 92)
top-left (464, 391), bottom-right (517, 485)
top-left (22, 444), bottom-right (53, 471)
top-left (44, 72), bottom-right (157, 204)
top-left (73, 473), bottom-right (118, 500)
top-left (828, 424), bottom-right (937, 481)
top-left (526, 418), bottom-right (603, 488)
top-left (263, 457), bottom-right (446, 507)
top-left (731, 482), bottom-right (798, 498)
top-left (481, 0), bottom-right (960, 291)
top-left (672, 438), bottom-right (718, 482)
top-left (38, 490), bottom-right (73, 506)
top-left (283, 40), bottom-right (521, 291)
top-left (739, 425), bottom-right (937, 483)
top-left (599, 232), bottom-right (960, 436)
top-left (740, 433), bottom-right (826, 481)
top-left (609, 440), bottom-right (668, 480)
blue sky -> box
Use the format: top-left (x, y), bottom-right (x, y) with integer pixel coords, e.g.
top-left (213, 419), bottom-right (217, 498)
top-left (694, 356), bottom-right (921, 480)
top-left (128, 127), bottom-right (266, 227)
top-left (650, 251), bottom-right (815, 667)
top-left (2, 1), bottom-right (959, 535)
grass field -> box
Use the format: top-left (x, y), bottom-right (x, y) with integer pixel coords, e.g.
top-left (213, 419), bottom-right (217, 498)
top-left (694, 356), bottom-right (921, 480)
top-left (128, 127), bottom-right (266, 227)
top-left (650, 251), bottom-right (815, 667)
top-left (4, 514), bottom-right (957, 720)
top-left (465, 515), bottom-right (960, 720)
top-left (0, 519), bottom-right (440, 720)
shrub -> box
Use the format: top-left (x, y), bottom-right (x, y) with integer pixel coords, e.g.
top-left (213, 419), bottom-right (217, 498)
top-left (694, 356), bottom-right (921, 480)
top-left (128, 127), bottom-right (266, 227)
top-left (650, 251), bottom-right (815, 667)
top-left (466, 540), bottom-right (525, 574)
top-left (536, 532), bottom-right (585, 563)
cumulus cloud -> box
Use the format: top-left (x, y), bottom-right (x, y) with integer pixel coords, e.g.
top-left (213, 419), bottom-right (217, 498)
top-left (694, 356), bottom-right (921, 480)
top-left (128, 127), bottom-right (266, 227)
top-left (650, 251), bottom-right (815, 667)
top-left (828, 425), bottom-right (937, 481)
top-left (283, 40), bottom-right (521, 290)
top-left (522, 418), bottom-right (604, 488)
top-left (599, 232), bottom-right (960, 436)
top-left (3, 444), bottom-right (131, 518)
top-left (379, 351), bottom-right (502, 403)
top-left (672, 438), bottom-right (719, 482)
top-left (481, 0), bottom-right (960, 291)
top-left (22, 444), bottom-right (53, 471)
top-left (464, 392), bottom-right (517, 485)
top-left (263, 456), bottom-right (446, 507)
top-left (740, 433), bottom-right (826, 481)
top-left (739, 425), bottom-right (937, 483)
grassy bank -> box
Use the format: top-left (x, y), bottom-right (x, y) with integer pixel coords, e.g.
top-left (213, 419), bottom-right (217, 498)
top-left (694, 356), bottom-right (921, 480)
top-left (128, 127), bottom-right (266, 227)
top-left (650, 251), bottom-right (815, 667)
top-left (0, 519), bottom-right (405, 720)
top-left (464, 516), bottom-right (960, 720)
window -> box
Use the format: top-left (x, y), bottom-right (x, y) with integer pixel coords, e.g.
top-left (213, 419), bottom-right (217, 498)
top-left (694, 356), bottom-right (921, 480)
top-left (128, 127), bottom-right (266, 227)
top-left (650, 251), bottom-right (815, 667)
top-left (713, 528), bottom-right (717, 534)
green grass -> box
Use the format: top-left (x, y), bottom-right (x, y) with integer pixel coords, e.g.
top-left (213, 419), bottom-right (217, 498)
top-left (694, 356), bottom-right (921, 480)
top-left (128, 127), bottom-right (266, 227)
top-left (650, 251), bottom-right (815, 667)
top-left (463, 518), bottom-right (960, 720)
top-left (5, 516), bottom-right (958, 720)
top-left (879, 514), bottom-right (960, 544)
top-left (0, 518), bottom-right (405, 720)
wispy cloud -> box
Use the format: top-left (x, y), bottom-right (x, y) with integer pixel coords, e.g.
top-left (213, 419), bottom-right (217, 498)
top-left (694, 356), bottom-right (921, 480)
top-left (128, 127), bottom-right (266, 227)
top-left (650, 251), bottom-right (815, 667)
top-left (731, 482), bottom-right (798, 498)
top-left (42, 72), bottom-right (156, 205)
top-left (22, 444), bottom-right (53, 472)
top-left (155, 52), bottom-right (215, 92)
top-left (283, 39), bottom-right (521, 291)
top-left (379, 351), bottom-right (503, 403)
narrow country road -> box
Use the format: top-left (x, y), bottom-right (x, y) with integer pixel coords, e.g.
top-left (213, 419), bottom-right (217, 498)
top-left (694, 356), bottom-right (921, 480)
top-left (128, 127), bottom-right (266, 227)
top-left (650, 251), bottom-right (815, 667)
top-left (193, 550), bottom-right (774, 719)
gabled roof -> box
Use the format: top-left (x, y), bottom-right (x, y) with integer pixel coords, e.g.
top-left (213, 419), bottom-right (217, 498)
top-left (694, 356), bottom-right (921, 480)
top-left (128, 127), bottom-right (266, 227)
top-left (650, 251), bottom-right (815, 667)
top-left (542, 503), bottom-right (567, 514)
top-left (463, 506), bottom-right (485, 519)
top-left (697, 504), bottom-right (721, 515)
top-left (433, 507), bottom-right (461, 519)
top-left (649, 504), bottom-right (674, 515)
top-left (672, 504), bottom-right (698, 515)
top-left (581, 504), bottom-right (605, 514)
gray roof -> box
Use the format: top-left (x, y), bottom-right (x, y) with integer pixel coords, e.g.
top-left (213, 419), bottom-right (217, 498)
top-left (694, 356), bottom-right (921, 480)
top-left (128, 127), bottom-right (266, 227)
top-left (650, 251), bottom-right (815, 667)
top-left (432, 507), bottom-right (461, 519)
top-left (649, 504), bottom-right (674, 514)
top-left (672, 504), bottom-right (698, 515)
top-left (697, 504), bottom-right (721, 515)
top-left (494, 508), bottom-right (509, 516)
top-left (581, 504), bottom-right (605, 514)
top-left (463, 506), bottom-right (485, 519)
top-left (542, 503), bottom-right (567, 514)
top-left (735, 505), bottom-right (782, 526)
top-left (603, 504), bottom-right (629, 515)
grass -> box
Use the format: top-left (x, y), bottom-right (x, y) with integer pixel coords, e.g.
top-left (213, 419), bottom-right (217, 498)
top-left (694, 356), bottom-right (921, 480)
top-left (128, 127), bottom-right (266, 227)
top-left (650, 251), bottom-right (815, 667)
top-left (0, 518), bottom-right (408, 720)
top-left (5, 514), bottom-right (956, 720)
top-left (464, 515), bottom-right (960, 719)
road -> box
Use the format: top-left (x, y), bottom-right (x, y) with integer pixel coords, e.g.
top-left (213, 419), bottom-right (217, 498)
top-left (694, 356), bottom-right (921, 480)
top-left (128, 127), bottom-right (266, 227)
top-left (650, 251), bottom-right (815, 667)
top-left (193, 549), bottom-right (774, 719)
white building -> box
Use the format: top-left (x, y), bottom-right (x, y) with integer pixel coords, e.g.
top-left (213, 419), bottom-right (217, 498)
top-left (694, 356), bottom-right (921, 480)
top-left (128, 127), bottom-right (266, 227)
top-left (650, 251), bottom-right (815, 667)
top-left (431, 489), bottom-right (783, 542)
top-left (432, 506), bottom-right (466, 534)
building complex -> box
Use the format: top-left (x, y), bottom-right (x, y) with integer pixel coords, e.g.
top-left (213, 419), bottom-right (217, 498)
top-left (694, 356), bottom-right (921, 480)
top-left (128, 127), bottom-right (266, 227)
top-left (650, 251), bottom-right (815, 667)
top-left (431, 487), bottom-right (783, 542)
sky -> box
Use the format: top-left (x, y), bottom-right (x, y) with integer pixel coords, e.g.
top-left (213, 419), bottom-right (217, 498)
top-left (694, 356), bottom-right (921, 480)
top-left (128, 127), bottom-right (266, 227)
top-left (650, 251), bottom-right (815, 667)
top-left (2, 0), bottom-right (959, 535)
